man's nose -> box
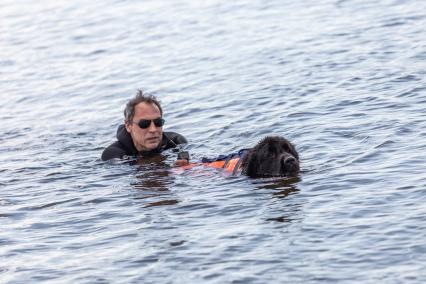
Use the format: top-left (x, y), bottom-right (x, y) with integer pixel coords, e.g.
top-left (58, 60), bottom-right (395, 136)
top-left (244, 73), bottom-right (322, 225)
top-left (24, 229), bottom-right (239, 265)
top-left (148, 121), bottom-right (157, 131)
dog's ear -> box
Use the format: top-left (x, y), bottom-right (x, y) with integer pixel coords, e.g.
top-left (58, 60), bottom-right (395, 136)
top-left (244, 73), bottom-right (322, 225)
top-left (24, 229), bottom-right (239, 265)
top-left (278, 137), bottom-right (298, 160)
top-left (241, 150), bottom-right (257, 177)
top-left (287, 142), bottom-right (299, 160)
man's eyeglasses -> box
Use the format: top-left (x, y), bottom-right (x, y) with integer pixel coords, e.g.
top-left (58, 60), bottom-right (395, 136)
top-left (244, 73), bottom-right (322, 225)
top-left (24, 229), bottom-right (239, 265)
top-left (133, 118), bottom-right (165, 129)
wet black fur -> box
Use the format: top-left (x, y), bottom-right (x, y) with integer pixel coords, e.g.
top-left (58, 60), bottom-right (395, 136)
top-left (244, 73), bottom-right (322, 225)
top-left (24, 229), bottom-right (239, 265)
top-left (241, 136), bottom-right (300, 178)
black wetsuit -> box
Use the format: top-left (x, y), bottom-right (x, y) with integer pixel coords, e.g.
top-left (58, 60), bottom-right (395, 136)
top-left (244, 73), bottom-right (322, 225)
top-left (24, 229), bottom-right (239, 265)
top-left (101, 124), bottom-right (187, 161)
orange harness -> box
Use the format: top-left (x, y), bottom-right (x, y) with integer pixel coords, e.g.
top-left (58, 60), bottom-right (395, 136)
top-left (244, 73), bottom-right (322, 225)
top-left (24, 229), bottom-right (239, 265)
top-left (203, 157), bottom-right (242, 174)
top-left (178, 149), bottom-right (249, 175)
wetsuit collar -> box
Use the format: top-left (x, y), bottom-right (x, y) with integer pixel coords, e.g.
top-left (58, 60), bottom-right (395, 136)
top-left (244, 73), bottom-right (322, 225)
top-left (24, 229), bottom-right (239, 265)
top-left (116, 124), bottom-right (138, 155)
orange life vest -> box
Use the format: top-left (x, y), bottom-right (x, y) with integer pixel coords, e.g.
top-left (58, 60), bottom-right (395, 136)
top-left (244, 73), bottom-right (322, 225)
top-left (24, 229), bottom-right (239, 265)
top-left (201, 149), bottom-right (249, 175)
top-left (202, 157), bottom-right (241, 174)
top-left (176, 149), bottom-right (249, 175)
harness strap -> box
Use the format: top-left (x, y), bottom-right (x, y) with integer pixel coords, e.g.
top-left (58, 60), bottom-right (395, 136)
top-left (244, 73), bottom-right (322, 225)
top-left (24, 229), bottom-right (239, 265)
top-left (200, 149), bottom-right (250, 174)
top-left (223, 158), bottom-right (239, 173)
top-left (222, 155), bottom-right (234, 169)
top-left (231, 149), bottom-right (248, 175)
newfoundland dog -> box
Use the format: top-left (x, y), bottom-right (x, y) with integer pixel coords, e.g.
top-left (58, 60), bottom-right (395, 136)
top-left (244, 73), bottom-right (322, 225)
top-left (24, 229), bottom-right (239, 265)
top-left (241, 136), bottom-right (299, 178)
top-left (177, 136), bottom-right (300, 178)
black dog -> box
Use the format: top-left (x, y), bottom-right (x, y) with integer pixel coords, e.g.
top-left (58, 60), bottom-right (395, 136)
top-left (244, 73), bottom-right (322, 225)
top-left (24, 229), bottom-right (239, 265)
top-left (195, 136), bottom-right (300, 178)
top-left (241, 136), bottom-right (299, 178)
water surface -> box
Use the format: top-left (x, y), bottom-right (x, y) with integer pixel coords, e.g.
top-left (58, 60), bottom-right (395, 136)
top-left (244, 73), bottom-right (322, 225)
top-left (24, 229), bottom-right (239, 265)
top-left (1, 0), bottom-right (426, 283)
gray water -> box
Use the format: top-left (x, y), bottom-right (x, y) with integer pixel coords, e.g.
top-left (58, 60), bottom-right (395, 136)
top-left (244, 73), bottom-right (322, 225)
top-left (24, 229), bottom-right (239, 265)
top-left (1, 0), bottom-right (426, 283)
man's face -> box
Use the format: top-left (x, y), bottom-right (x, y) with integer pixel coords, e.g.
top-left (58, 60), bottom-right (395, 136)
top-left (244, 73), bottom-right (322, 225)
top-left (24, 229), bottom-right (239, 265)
top-left (125, 102), bottom-right (163, 151)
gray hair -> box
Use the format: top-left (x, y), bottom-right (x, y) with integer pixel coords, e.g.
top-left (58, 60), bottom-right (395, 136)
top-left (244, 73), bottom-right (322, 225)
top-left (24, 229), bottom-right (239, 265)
top-left (124, 89), bottom-right (163, 123)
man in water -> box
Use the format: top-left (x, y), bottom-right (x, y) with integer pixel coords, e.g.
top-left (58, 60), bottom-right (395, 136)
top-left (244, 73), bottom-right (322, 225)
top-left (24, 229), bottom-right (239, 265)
top-left (101, 89), bottom-right (187, 161)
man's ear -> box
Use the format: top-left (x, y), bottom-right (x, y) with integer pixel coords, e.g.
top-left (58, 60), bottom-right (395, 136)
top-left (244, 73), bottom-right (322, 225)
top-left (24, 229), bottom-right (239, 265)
top-left (124, 120), bottom-right (132, 133)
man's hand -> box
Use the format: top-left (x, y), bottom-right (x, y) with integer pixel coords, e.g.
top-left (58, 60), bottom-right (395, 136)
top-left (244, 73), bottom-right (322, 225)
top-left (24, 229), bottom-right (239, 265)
top-left (174, 159), bottom-right (190, 167)
top-left (177, 151), bottom-right (190, 161)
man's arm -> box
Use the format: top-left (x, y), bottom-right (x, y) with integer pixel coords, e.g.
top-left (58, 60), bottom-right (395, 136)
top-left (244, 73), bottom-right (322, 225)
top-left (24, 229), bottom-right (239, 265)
top-left (101, 141), bottom-right (127, 161)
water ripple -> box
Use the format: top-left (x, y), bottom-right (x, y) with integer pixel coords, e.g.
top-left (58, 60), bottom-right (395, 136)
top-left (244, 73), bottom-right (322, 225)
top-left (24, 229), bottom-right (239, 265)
top-left (1, 0), bottom-right (426, 283)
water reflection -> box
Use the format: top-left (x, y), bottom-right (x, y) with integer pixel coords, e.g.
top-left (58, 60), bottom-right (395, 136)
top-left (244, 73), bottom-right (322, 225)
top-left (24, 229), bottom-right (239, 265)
top-left (265, 215), bottom-right (293, 223)
top-left (253, 176), bottom-right (301, 198)
top-left (253, 176), bottom-right (302, 223)
top-left (132, 155), bottom-right (172, 191)
top-left (144, 199), bottom-right (178, 208)
top-left (130, 154), bottom-right (178, 207)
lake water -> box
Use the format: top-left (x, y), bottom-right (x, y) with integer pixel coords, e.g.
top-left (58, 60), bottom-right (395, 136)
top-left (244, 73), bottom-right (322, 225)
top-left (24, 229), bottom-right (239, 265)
top-left (1, 0), bottom-right (426, 283)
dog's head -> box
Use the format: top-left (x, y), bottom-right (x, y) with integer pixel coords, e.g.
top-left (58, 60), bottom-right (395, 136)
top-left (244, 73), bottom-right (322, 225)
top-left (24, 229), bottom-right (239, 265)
top-left (241, 136), bottom-right (299, 178)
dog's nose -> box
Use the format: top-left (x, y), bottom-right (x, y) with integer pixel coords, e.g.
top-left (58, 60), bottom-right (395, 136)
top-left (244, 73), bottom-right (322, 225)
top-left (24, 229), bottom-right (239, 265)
top-left (281, 155), bottom-right (299, 174)
top-left (284, 156), bottom-right (296, 165)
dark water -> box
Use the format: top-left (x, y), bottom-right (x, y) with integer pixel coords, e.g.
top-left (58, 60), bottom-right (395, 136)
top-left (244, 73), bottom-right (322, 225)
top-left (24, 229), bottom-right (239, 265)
top-left (1, 0), bottom-right (426, 283)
